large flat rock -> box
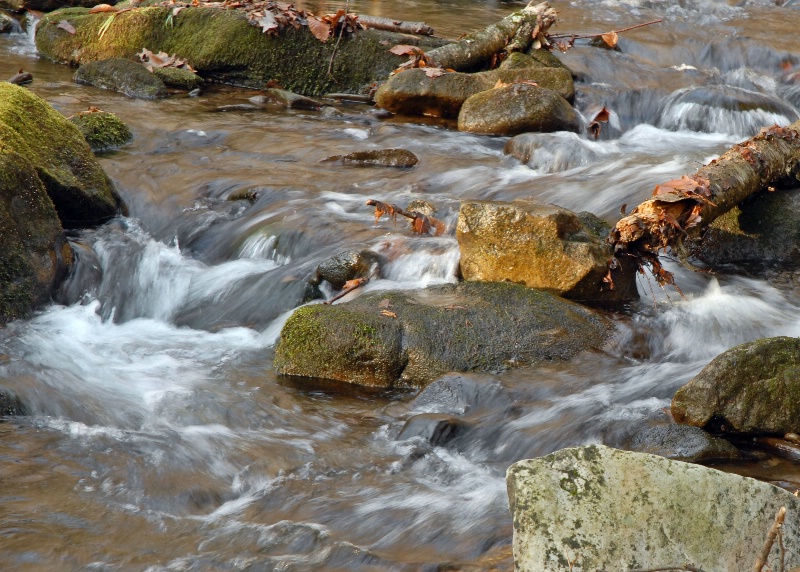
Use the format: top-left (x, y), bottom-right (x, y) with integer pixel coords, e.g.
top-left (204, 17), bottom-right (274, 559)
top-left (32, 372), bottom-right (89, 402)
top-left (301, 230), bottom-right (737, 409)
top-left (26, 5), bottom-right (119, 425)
top-left (507, 445), bottom-right (800, 572)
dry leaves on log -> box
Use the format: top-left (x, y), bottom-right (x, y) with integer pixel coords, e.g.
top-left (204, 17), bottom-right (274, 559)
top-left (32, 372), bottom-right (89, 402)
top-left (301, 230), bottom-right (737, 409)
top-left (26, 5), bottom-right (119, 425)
top-left (366, 199), bottom-right (445, 236)
top-left (138, 48), bottom-right (196, 72)
top-left (388, 45), bottom-right (450, 78)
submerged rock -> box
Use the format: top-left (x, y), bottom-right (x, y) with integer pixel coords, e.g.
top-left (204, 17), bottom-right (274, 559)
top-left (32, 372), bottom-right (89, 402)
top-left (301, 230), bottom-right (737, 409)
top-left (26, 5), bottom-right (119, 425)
top-left (458, 83), bottom-right (580, 136)
top-left (321, 148), bottom-right (418, 168)
top-left (456, 200), bottom-right (637, 303)
top-left (0, 12), bottom-right (19, 34)
top-left (74, 58), bottom-right (168, 99)
top-left (152, 66), bottom-right (204, 91)
top-left (275, 281), bottom-right (610, 388)
top-left (259, 88), bottom-right (323, 110)
top-left (308, 249), bottom-right (382, 289)
top-left (397, 413), bottom-right (468, 446)
top-left (0, 389), bottom-right (25, 415)
top-left (697, 187), bottom-right (800, 269)
top-left (627, 423), bottom-right (740, 462)
top-left (68, 109), bottom-right (133, 153)
top-left (0, 82), bottom-right (122, 227)
top-left (374, 66), bottom-right (574, 118)
top-left (672, 336), bottom-right (800, 435)
top-left (507, 444), bottom-right (800, 571)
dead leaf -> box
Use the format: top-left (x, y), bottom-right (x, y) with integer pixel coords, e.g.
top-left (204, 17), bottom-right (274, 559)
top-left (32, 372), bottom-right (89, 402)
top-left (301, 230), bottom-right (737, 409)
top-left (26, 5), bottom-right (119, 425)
top-left (307, 15), bottom-right (331, 42)
top-left (366, 199), bottom-right (401, 224)
top-left (254, 12), bottom-right (279, 34)
top-left (380, 310), bottom-right (397, 318)
top-left (89, 3), bottom-right (119, 12)
top-left (600, 31), bottom-right (618, 48)
top-left (388, 44), bottom-right (422, 56)
top-left (343, 277), bottom-right (367, 289)
top-left (57, 19), bottom-right (76, 34)
top-left (422, 67), bottom-right (445, 78)
top-left (377, 299), bottom-right (391, 309)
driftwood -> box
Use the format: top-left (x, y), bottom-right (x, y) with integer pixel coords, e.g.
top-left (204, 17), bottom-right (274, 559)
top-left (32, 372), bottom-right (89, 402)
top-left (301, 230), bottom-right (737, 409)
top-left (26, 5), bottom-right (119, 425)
top-left (357, 15), bottom-right (434, 36)
top-left (752, 507), bottom-right (787, 572)
top-left (425, 1), bottom-right (558, 71)
top-left (608, 120), bottom-right (800, 288)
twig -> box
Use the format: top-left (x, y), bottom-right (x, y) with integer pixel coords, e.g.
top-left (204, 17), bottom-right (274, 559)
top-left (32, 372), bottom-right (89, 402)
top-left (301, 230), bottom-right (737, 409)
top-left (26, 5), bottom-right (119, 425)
top-left (327, 0), bottom-right (349, 79)
top-left (324, 276), bottom-right (368, 305)
top-left (549, 18), bottom-right (662, 40)
top-left (752, 506), bottom-right (787, 572)
top-left (779, 525), bottom-right (785, 572)
top-left (598, 566), bottom-right (705, 572)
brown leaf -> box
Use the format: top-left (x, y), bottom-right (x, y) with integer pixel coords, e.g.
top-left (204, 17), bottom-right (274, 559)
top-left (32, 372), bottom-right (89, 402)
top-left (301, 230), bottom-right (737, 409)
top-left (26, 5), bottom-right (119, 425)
top-left (366, 199), bottom-right (401, 224)
top-left (56, 19), bottom-right (76, 34)
top-left (601, 31), bottom-right (618, 48)
top-left (592, 106), bottom-right (611, 124)
top-left (422, 67), bottom-right (445, 78)
top-left (388, 44), bottom-right (423, 56)
top-left (380, 310), bottom-right (398, 318)
top-left (410, 213), bottom-right (431, 234)
top-left (307, 15), bottom-right (331, 42)
top-left (89, 3), bottom-right (119, 12)
top-left (343, 277), bottom-right (367, 289)
top-left (254, 12), bottom-right (279, 34)
top-left (377, 298), bottom-right (391, 309)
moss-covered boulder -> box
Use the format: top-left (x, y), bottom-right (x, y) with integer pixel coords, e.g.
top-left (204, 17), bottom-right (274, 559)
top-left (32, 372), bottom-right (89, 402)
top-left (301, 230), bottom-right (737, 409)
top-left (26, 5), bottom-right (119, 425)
top-left (0, 150), bottom-right (72, 324)
top-left (458, 83), bottom-right (580, 136)
top-left (275, 281), bottom-right (610, 388)
top-left (35, 6), bottom-right (446, 96)
top-left (1, 0), bottom-right (115, 12)
top-left (507, 445), bottom-right (800, 571)
top-left (697, 187), bottom-right (800, 269)
top-left (0, 82), bottom-right (122, 227)
top-left (152, 66), bottom-right (203, 91)
top-left (68, 109), bottom-right (133, 152)
top-left (74, 57), bottom-right (168, 99)
top-left (374, 66), bottom-right (574, 119)
top-left (456, 201), bottom-right (637, 303)
top-left (671, 336), bottom-right (800, 435)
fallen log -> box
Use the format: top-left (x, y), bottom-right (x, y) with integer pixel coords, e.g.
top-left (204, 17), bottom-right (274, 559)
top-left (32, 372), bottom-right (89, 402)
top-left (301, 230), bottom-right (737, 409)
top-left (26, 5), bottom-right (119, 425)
top-left (424, 1), bottom-right (558, 71)
top-left (608, 120), bottom-right (800, 288)
top-left (357, 15), bottom-right (434, 36)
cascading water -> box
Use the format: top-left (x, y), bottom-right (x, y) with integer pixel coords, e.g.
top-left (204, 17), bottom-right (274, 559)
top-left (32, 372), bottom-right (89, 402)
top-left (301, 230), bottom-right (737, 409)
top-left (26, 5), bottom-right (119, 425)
top-left (2, 0), bottom-right (800, 569)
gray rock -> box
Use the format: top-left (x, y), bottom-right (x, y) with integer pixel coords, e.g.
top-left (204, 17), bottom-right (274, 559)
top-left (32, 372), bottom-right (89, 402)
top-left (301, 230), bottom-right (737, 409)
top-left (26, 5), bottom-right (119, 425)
top-left (310, 249), bottom-right (382, 290)
top-left (321, 149), bottom-right (418, 168)
top-left (0, 390), bottom-right (25, 415)
top-left (628, 423), bottom-right (740, 462)
top-left (398, 413), bottom-right (468, 446)
top-left (458, 83), bottom-right (580, 136)
top-left (261, 88), bottom-right (323, 110)
top-left (507, 444), bottom-right (800, 572)
top-left (74, 58), bottom-right (167, 100)
top-left (456, 200), bottom-right (637, 302)
top-left (0, 12), bottom-right (19, 34)
top-left (409, 373), bottom-right (511, 415)
top-left (275, 281), bottom-right (611, 388)
top-left (672, 336), bottom-right (800, 435)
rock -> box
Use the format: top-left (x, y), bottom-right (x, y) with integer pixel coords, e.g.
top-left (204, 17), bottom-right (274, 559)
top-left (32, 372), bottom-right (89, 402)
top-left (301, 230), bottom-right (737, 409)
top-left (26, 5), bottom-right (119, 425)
top-left (408, 373), bottom-right (512, 415)
top-left (260, 88), bottom-right (323, 110)
top-left (0, 151), bottom-right (72, 325)
top-left (697, 187), bottom-right (800, 269)
top-left (68, 109), bottom-right (133, 153)
top-left (456, 200), bottom-right (637, 303)
top-left (0, 12), bottom-right (19, 34)
top-left (374, 66), bottom-right (574, 118)
top-left (457, 83), bottom-right (580, 136)
top-left (507, 444), bottom-right (800, 572)
top-left (36, 8), bottom-right (447, 96)
top-left (1, 0), bottom-right (115, 11)
top-left (152, 66), bottom-right (204, 91)
top-left (397, 413), bottom-right (468, 446)
top-left (321, 149), bottom-right (418, 168)
top-left (522, 48), bottom-right (570, 71)
top-left (405, 199), bottom-right (436, 217)
top-left (0, 390), bottom-right (25, 415)
top-left (627, 423), bottom-right (740, 462)
top-left (310, 249), bottom-right (382, 290)
top-left (73, 58), bottom-right (167, 99)
top-left (504, 132), bottom-right (601, 174)
top-left (275, 281), bottom-right (610, 388)
top-left (672, 336), bottom-right (800, 435)
top-left (0, 82), bottom-right (122, 227)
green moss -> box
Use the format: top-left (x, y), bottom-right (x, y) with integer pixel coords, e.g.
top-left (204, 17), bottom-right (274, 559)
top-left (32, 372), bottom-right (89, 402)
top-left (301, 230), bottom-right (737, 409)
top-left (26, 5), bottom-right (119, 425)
top-left (69, 110), bottom-right (133, 153)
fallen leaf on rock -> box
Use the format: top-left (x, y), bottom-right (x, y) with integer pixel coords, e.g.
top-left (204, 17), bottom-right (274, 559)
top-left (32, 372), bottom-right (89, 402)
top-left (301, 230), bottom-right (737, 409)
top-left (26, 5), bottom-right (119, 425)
top-left (89, 3), bottom-right (120, 12)
top-left (137, 48), bottom-right (197, 72)
top-left (57, 20), bottom-right (76, 34)
top-left (380, 310), bottom-right (397, 318)
top-left (307, 15), bottom-right (331, 41)
top-left (377, 298), bottom-right (391, 309)
top-left (366, 199), bottom-right (401, 224)
top-left (601, 31), bottom-right (618, 48)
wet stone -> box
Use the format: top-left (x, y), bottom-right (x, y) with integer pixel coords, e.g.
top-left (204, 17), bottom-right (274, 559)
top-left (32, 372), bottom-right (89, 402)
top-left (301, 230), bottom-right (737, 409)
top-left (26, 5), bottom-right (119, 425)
top-left (409, 373), bottom-right (512, 416)
top-left (68, 110), bottom-right (133, 153)
top-left (74, 58), bottom-right (167, 100)
top-left (627, 423), bottom-right (741, 463)
top-left (398, 413), bottom-right (469, 446)
top-left (152, 66), bottom-right (204, 91)
top-left (321, 148), bottom-right (418, 168)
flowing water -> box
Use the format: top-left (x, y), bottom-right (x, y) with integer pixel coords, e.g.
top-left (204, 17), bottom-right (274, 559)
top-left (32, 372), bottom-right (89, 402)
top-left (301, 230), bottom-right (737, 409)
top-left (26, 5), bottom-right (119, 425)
top-left (2, 0), bottom-right (800, 569)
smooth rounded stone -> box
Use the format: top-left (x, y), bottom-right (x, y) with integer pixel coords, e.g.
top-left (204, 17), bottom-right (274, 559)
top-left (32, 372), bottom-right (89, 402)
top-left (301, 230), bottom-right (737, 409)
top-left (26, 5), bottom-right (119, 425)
top-left (374, 66), bottom-right (574, 118)
top-left (321, 149), bottom-right (418, 168)
top-left (456, 200), bottom-right (638, 303)
top-left (405, 199), bottom-right (436, 217)
top-left (1, 0), bottom-right (115, 10)
top-left (74, 58), bottom-right (167, 100)
top-left (259, 88), bottom-right (323, 110)
top-left (68, 110), bottom-right (133, 153)
top-left (0, 82), bottom-right (122, 228)
top-left (275, 281), bottom-right (611, 388)
top-left (628, 423), bottom-right (740, 463)
top-left (672, 336), bottom-right (800, 435)
top-left (397, 413), bottom-right (469, 446)
top-left (152, 66), bottom-right (204, 91)
top-left (409, 373), bottom-right (512, 416)
top-left (507, 444), bottom-right (800, 572)
top-left (458, 83), bottom-right (580, 136)
top-left (310, 249), bottom-right (382, 290)
top-left (504, 132), bottom-right (601, 174)
top-left (697, 187), bottom-right (800, 268)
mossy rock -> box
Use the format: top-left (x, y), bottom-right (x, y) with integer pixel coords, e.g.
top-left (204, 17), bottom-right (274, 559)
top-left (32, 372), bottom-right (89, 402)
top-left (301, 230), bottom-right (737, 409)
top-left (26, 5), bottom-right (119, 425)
top-left (275, 282), bottom-right (611, 389)
top-left (152, 66), bottom-right (203, 91)
top-left (0, 149), bottom-right (72, 325)
top-left (35, 6), bottom-right (447, 96)
top-left (1, 0), bottom-right (116, 12)
top-left (69, 110), bottom-right (133, 152)
top-left (74, 57), bottom-right (168, 99)
top-left (0, 82), bottom-right (122, 227)
top-left (672, 336), bottom-right (800, 434)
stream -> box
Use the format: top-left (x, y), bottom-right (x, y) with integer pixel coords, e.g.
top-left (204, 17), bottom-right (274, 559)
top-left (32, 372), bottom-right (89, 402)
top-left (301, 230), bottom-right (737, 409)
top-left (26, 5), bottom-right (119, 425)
top-left (2, 0), bottom-right (800, 569)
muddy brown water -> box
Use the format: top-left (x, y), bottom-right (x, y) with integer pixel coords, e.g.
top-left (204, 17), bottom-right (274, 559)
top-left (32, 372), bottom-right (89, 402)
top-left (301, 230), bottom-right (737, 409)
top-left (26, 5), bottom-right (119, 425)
top-left (3, 0), bottom-right (800, 569)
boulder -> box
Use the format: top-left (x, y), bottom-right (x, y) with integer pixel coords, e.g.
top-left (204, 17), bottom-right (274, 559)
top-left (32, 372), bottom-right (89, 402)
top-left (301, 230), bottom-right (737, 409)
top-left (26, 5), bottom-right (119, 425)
top-left (73, 58), bottom-right (168, 99)
top-left (627, 423), bottom-right (740, 463)
top-left (672, 336), bottom-right (800, 434)
top-left (303, 248), bottom-right (383, 301)
top-left (507, 444), bottom-right (800, 572)
top-left (697, 187), bottom-right (800, 269)
top-left (152, 66), bottom-right (204, 91)
top-left (456, 200), bottom-right (637, 303)
top-left (1, 0), bottom-right (115, 11)
top-left (397, 413), bottom-right (468, 446)
top-left (457, 83), bottom-right (580, 136)
top-left (374, 66), bottom-right (575, 118)
top-left (68, 109), bottom-right (133, 153)
top-left (35, 7), bottom-right (447, 96)
top-left (275, 281), bottom-right (610, 388)
top-left (407, 373), bottom-right (512, 416)
top-left (258, 88), bottom-right (323, 110)
top-left (0, 82), bottom-right (122, 227)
